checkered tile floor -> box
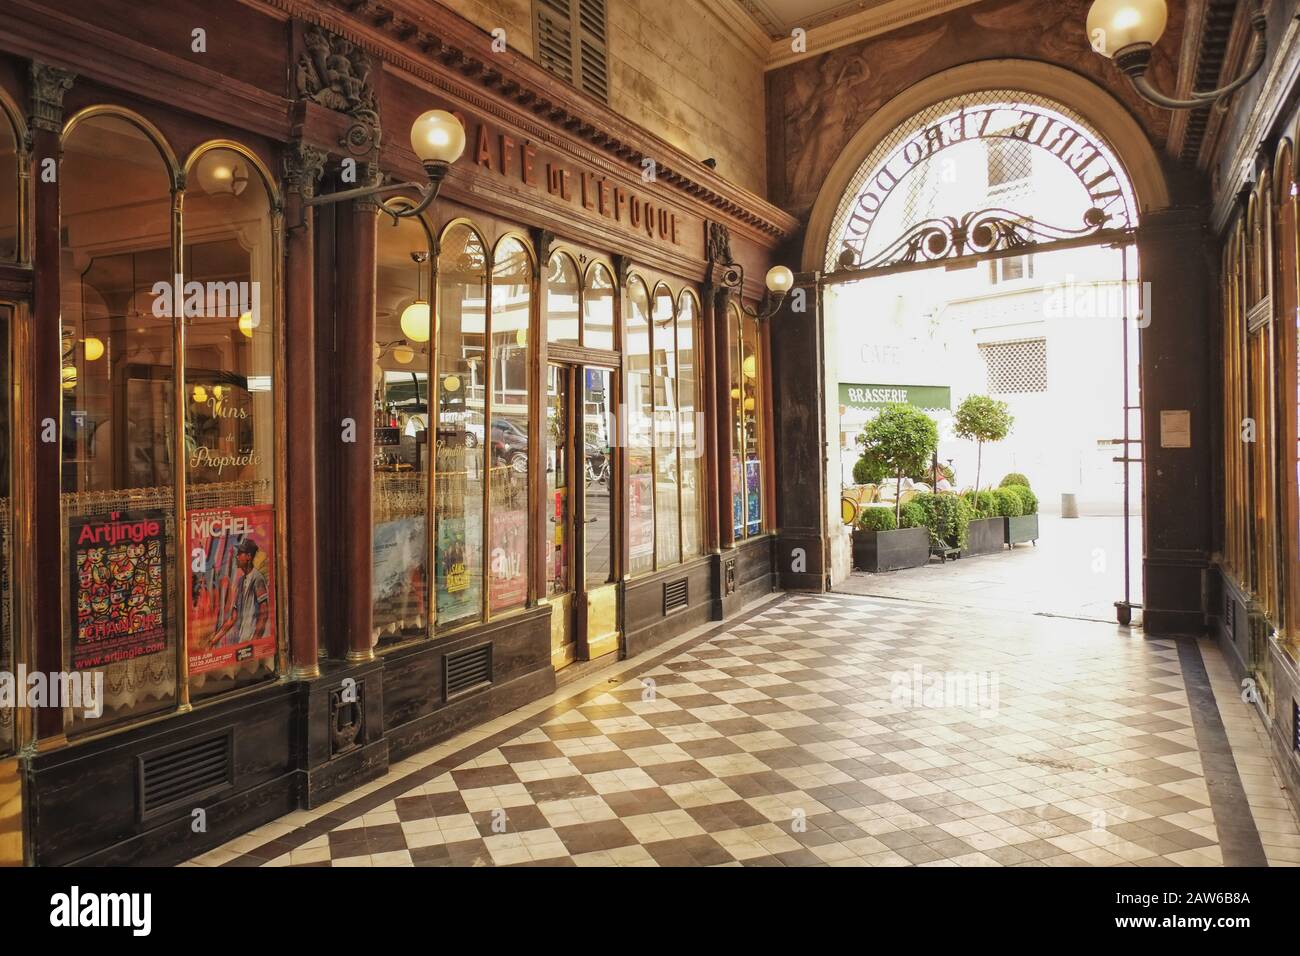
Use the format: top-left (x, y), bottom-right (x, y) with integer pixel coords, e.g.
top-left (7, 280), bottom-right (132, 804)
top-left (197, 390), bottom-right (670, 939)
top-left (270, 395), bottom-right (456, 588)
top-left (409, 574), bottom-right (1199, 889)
top-left (186, 593), bottom-right (1300, 867)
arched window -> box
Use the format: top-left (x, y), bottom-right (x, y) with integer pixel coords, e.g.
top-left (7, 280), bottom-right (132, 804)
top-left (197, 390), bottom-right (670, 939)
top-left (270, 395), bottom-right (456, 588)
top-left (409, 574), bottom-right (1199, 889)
top-left (677, 290), bottom-right (702, 558)
top-left (434, 222), bottom-right (487, 626)
top-left (489, 235), bottom-right (532, 614)
top-left (583, 262), bottom-right (615, 350)
top-left (546, 251), bottom-right (580, 346)
top-left (625, 276), bottom-right (654, 575)
top-left (60, 110), bottom-right (180, 732)
top-left (652, 284), bottom-right (680, 566)
top-left (182, 143), bottom-right (281, 700)
top-left (1274, 141), bottom-right (1300, 654)
top-left (731, 303), bottom-right (764, 539)
top-left (0, 94), bottom-right (20, 262)
top-left (372, 206), bottom-right (434, 645)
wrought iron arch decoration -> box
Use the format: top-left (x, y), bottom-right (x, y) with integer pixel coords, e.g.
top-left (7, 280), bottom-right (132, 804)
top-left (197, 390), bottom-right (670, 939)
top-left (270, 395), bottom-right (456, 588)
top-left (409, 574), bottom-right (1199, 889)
top-left (825, 90), bottom-right (1140, 275)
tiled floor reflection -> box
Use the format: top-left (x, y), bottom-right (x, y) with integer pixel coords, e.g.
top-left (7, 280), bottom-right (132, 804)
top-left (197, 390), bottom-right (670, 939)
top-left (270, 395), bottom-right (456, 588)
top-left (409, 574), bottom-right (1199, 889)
top-left (186, 593), bottom-right (1299, 867)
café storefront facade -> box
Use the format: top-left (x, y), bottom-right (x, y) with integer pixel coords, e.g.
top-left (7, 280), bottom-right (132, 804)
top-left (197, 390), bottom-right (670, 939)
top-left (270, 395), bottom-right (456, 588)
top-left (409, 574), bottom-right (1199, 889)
top-left (0, 0), bottom-right (798, 865)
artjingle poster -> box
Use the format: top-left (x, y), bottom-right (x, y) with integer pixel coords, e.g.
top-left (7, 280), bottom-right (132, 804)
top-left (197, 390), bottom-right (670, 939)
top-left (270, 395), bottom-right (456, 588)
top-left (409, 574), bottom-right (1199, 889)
top-left (70, 509), bottom-right (167, 669)
top-left (187, 505), bottom-right (276, 675)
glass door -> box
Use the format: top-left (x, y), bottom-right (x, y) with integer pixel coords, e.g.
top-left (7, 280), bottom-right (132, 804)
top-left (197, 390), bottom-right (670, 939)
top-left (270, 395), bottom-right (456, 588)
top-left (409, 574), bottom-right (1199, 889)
top-left (545, 364), bottom-right (576, 669)
top-left (580, 366), bottom-right (619, 660)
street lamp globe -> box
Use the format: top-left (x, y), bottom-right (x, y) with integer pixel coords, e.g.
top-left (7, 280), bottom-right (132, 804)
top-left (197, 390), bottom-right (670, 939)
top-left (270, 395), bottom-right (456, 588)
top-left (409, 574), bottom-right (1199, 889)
top-left (765, 265), bottom-right (794, 293)
top-left (410, 110), bottom-right (467, 165)
top-left (1087, 0), bottom-right (1167, 58)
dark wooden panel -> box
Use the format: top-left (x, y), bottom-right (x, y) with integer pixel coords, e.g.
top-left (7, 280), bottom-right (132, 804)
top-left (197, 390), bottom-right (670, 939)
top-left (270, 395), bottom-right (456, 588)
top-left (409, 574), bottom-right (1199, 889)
top-left (624, 555), bottom-right (715, 658)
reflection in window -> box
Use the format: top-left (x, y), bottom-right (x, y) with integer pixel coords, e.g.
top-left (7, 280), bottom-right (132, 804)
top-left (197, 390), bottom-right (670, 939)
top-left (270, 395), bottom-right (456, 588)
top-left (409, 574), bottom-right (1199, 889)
top-left (0, 306), bottom-right (11, 752)
top-left (584, 263), bottom-right (615, 350)
top-left (0, 110), bottom-right (16, 261)
top-left (60, 113), bottom-right (177, 731)
top-left (678, 292), bottom-right (702, 558)
top-left (435, 224), bottom-right (486, 626)
top-left (626, 278), bottom-right (654, 575)
top-left (546, 251), bottom-right (579, 346)
top-left (652, 286), bottom-right (680, 566)
top-left (183, 146), bottom-right (278, 701)
top-left (489, 237), bottom-right (531, 613)
top-left (372, 211), bottom-right (432, 644)
top-left (731, 304), bottom-right (765, 539)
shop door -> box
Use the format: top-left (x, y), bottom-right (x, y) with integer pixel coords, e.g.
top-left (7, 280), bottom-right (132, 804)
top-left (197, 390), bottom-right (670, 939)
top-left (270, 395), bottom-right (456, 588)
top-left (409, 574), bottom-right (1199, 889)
top-left (544, 363), bottom-right (620, 667)
top-left (579, 366), bottom-right (619, 661)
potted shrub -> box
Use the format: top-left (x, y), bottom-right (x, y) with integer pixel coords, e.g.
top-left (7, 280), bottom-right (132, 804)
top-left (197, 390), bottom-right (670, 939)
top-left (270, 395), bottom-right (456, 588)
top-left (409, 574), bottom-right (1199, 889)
top-left (852, 505), bottom-right (929, 572)
top-left (959, 487), bottom-right (1004, 557)
top-left (905, 491), bottom-right (974, 560)
top-left (855, 403), bottom-right (939, 525)
top-left (1002, 479), bottom-right (1039, 547)
top-left (953, 394), bottom-right (1013, 495)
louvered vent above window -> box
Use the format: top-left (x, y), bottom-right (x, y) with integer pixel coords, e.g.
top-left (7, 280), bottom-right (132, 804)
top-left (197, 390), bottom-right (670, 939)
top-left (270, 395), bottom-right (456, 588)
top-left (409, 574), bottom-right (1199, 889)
top-left (534, 0), bottom-right (608, 104)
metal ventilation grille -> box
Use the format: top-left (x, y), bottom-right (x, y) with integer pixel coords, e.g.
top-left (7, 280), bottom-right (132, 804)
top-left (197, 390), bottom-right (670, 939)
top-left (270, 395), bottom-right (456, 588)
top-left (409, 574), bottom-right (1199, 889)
top-left (663, 578), bottom-right (689, 614)
top-left (1224, 588), bottom-right (1235, 643)
top-left (980, 338), bottom-right (1047, 394)
top-left (138, 731), bottom-right (232, 821)
top-left (445, 643), bottom-right (493, 697)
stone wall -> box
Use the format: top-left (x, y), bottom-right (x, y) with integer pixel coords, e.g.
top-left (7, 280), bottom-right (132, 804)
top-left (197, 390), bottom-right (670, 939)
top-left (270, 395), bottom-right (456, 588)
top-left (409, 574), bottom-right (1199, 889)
top-left (439, 0), bottom-right (767, 196)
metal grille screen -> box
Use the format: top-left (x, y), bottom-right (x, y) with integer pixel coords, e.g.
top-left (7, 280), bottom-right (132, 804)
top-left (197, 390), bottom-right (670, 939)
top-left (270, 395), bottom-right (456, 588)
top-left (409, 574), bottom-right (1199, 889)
top-left (980, 338), bottom-right (1047, 394)
top-left (826, 89), bottom-right (1138, 272)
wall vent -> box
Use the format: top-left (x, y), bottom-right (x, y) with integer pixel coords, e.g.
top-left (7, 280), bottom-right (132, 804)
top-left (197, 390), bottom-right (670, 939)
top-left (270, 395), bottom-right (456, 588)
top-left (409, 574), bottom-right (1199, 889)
top-left (137, 730), bottom-right (233, 822)
top-left (1224, 587), bottom-right (1235, 643)
top-left (445, 643), bottom-right (493, 697)
top-left (664, 578), bottom-right (689, 615)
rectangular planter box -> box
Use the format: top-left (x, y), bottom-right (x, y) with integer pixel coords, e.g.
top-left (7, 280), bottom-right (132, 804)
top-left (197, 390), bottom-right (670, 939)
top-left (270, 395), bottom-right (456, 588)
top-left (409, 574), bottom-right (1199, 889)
top-left (853, 527), bottom-right (929, 572)
top-left (1005, 513), bottom-right (1039, 547)
top-left (962, 516), bottom-right (1004, 557)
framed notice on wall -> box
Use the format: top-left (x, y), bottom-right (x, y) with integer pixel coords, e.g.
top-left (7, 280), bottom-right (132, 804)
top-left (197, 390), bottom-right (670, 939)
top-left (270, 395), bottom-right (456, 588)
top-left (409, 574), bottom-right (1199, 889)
top-left (70, 509), bottom-right (168, 669)
top-left (186, 505), bottom-right (277, 675)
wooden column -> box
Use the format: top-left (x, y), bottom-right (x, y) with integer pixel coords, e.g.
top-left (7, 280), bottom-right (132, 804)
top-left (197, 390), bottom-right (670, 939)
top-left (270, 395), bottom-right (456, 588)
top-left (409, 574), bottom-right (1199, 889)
top-left (712, 282), bottom-right (736, 552)
top-left (28, 63), bottom-right (74, 742)
top-left (699, 271), bottom-right (720, 554)
top-left (335, 191), bottom-right (377, 661)
top-left (283, 143), bottom-right (325, 677)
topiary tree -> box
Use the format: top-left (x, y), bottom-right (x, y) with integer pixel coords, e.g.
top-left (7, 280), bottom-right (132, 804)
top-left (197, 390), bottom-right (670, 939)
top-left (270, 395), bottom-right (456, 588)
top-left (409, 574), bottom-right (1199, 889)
top-left (1005, 484), bottom-right (1038, 515)
top-left (1000, 472), bottom-right (1030, 490)
top-left (857, 404), bottom-right (939, 524)
top-left (954, 394), bottom-right (1013, 495)
top-left (991, 487), bottom-right (1024, 517)
top-left (852, 455), bottom-right (887, 486)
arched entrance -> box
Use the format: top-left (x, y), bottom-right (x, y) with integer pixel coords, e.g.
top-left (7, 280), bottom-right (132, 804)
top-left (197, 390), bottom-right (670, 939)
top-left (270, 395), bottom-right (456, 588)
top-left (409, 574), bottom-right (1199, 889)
top-left (803, 62), bottom-right (1170, 625)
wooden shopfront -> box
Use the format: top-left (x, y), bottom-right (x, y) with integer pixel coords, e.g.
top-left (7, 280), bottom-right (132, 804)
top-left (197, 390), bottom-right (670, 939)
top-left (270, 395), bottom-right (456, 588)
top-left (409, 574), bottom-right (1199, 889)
top-left (0, 0), bottom-right (797, 864)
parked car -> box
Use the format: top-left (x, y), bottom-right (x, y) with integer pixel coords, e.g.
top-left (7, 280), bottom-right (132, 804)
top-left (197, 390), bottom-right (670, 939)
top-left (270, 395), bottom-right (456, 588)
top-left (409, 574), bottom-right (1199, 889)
top-left (492, 418), bottom-right (529, 474)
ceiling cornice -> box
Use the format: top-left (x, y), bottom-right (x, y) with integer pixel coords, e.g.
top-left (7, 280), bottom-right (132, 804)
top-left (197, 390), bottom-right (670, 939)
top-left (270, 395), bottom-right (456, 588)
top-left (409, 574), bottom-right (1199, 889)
top-left (695, 0), bottom-right (771, 62)
top-left (753, 0), bottom-right (983, 70)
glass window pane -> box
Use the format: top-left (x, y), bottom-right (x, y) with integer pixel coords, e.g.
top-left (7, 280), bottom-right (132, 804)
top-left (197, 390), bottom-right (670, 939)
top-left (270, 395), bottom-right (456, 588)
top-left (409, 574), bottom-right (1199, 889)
top-left (546, 252), bottom-right (579, 346)
top-left (584, 367), bottom-right (616, 588)
top-left (60, 114), bottom-right (177, 732)
top-left (435, 224), bottom-right (486, 626)
top-left (489, 237), bottom-right (531, 614)
top-left (653, 287), bottom-right (680, 566)
top-left (678, 292), bottom-right (702, 558)
top-left (546, 365), bottom-right (569, 596)
top-left (0, 115), bottom-right (15, 261)
top-left (742, 314), bottom-right (763, 537)
top-left (730, 306), bottom-right (744, 539)
top-left (372, 212), bottom-right (432, 645)
top-left (183, 147), bottom-right (278, 701)
top-left (584, 263), bottom-right (615, 350)
top-left (626, 278), bottom-right (654, 574)
top-left (0, 305), bottom-right (11, 753)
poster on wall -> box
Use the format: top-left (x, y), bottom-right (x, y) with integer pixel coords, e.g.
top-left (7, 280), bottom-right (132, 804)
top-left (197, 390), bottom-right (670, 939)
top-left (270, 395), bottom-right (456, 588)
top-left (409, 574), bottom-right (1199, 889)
top-left (732, 456), bottom-right (743, 538)
top-left (629, 472), bottom-right (654, 560)
top-left (746, 458), bottom-right (761, 536)
top-left (436, 516), bottom-right (480, 622)
top-left (490, 509), bottom-right (528, 612)
top-left (373, 516), bottom-right (427, 635)
top-left (70, 509), bottom-right (168, 669)
top-left (186, 505), bottom-right (276, 675)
